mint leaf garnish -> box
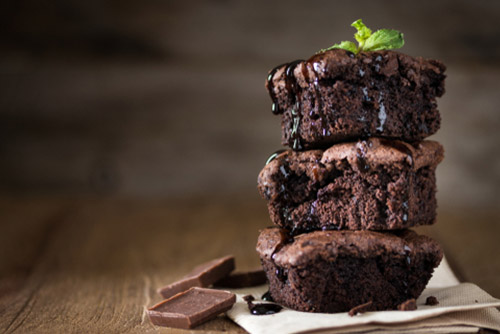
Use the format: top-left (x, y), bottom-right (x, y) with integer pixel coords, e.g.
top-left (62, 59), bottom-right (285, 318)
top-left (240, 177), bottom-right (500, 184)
top-left (319, 19), bottom-right (404, 54)
top-left (352, 19), bottom-right (372, 49)
top-left (363, 29), bottom-right (404, 51)
top-left (319, 41), bottom-right (357, 54)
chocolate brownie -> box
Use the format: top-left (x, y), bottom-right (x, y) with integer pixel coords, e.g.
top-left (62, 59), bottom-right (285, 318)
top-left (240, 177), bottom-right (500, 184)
top-left (266, 49), bottom-right (446, 150)
top-left (258, 138), bottom-right (443, 232)
top-left (256, 227), bottom-right (443, 313)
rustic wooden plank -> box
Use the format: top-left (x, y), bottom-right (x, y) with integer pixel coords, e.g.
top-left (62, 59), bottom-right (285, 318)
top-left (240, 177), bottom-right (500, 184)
top-left (421, 208), bottom-right (500, 298)
top-left (1, 196), bottom-right (498, 333)
top-left (0, 195), bottom-right (270, 333)
top-left (0, 197), bottom-right (72, 330)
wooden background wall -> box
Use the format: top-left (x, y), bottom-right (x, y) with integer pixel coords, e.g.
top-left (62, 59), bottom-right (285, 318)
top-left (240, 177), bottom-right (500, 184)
top-left (1, 0), bottom-right (499, 210)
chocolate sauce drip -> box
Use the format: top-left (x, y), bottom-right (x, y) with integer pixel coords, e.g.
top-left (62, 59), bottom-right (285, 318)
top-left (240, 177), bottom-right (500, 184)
top-left (265, 149), bottom-right (287, 165)
top-left (267, 63), bottom-right (287, 115)
top-left (402, 244), bottom-right (412, 294)
top-left (402, 201), bottom-right (409, 222)
top-left (284, 60), bottom-right (303, 97)
top-left (290, 100), bottom-right (302, 150)
top-left (249, 303), bottom-right (283, 315)
top-left (284, 60), bottom-right (304, 150)
top-left (261, 291), bottom-right (274, 301)
top-left (379, 139), bottom-right (414, 166)
top-left (244, 294), bottom-right (283, 315)
top-left (404, 245), bottom-right (412, 265)
top-left (304, 59), bottom-right (329, 141)
top-left (269, 229), bottom-right (293, 283)
top-left (275, 266), bottom-right (288, 282)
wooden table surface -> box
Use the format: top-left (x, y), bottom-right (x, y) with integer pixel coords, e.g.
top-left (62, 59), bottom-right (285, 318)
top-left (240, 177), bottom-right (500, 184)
top-left (1, 194), bottom-right (499, 333)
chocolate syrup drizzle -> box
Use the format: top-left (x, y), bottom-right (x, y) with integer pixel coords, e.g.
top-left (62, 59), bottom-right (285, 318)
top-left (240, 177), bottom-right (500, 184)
top-left (267, 50), bottom-right (410, 150)
top-left (243, 295), bottom-right (283, 315)
top-left (267, 53), bottom-right (336, 151)
top-left (303, 60), bottom-right (330, 141)
top-left (285, 60), bottom-right (304, 150)
top-left (265, 149), bottom-right (287, 165)
top-left (270, 228), bottom-right (294, 283)
top-left (261, 290), bottom-right (274, 301)
top-left (402, 244), bottom-right (412, 294)
top-left (267, 63), bottom-right (287, 115)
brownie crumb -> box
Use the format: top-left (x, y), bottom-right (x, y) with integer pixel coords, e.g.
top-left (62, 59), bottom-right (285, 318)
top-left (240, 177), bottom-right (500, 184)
top-left (348, 301), bottom-right (373, 316)
top-left (243, 295), bottom-right (255, 303)
top-left (425, 296), bottom-right (439, 306)
top-left (398, 298), bottom-right (417, 311)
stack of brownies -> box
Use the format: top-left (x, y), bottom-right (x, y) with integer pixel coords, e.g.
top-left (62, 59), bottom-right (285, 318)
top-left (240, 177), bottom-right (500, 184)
top-left (256, 49), bottom-right (446, 313)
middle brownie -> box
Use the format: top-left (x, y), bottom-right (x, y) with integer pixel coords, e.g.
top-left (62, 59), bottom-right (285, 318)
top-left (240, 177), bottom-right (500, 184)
top-left (258, 137), bottom-right (443, 232)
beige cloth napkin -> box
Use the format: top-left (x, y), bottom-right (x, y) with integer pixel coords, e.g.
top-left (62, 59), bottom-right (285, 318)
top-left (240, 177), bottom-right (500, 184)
top-left (226, 257), bottom-right (500, 334)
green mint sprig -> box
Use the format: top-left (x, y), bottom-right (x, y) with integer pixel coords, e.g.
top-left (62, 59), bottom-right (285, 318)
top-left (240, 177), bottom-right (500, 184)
top-left (319, 19), bottom-right (404, 54)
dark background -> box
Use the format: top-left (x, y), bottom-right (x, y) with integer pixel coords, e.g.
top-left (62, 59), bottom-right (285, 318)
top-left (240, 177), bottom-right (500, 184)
top-left (1, 0), bottom-right (499, 208)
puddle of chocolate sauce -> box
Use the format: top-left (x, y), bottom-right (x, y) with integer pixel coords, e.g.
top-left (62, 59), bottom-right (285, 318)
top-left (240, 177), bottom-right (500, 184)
top-left (243, 294), bottom-right (283, 315)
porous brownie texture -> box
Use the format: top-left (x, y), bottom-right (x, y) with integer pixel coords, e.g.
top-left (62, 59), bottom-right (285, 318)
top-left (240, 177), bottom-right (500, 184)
top-left (266, 49), bottom-right (446, 150)
top-left (258, 138), bottom-right (444, 233)
top-left (256, 227), bottom-right (443, 313)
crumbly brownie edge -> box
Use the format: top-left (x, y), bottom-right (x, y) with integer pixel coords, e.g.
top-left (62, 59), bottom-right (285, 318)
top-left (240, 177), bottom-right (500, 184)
top-left (266, 50), bottom-right (446, 149)
top-left (258, 139), bottom-right (443, 232)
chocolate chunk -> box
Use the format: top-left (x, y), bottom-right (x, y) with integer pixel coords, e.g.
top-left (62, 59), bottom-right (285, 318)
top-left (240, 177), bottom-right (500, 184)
top-left (148, 287), bottom-right (236, 329)
top-left (348, 301), bottom-right (373, 316)
top-left (157, 255), bottom-right (235, 299)
top-left (425, 296), bottom-right (439, 306)
top-left (213, 269), bottom-right (267, 288)
top-left (397, 298), bottom-right (417, 311)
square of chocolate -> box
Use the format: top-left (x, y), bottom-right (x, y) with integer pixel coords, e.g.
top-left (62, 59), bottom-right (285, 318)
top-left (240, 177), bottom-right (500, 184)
top-left (148, 287), bottom-right (236, 329)
top-left (157, 255), bottom-right (235, 299)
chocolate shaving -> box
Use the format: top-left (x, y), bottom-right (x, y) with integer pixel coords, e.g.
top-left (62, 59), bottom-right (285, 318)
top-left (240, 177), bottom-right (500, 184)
top-left (397, 298), bottom-right (417, 311)
top-left (348, 300), bottom-right (373, 316)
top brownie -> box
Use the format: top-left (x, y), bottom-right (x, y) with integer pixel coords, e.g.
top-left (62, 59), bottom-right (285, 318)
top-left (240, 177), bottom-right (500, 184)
top-left (266, 49), bottom-right (446, 150)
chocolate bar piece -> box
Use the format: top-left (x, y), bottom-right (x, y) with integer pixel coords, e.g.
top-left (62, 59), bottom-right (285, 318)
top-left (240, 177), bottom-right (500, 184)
top-left (213, 269), bottom-right (267, 288)
top-left (158, 255), bottom-right (235, 299)
top-left (148, 287), bottom-right (236, 328)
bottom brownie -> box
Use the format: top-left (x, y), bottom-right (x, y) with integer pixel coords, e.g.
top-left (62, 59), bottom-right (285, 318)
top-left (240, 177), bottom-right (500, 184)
top-left (256, 227), bottom-right (442, 313)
